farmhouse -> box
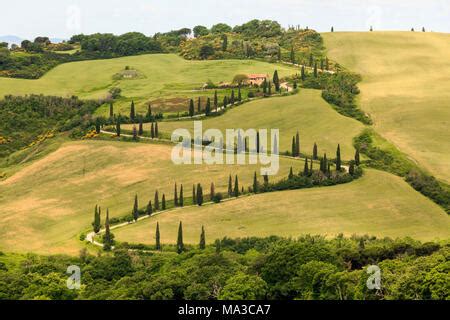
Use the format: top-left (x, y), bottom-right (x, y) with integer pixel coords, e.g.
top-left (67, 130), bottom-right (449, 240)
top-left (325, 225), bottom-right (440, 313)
top-left (246, 73), bottom-right (268, 86)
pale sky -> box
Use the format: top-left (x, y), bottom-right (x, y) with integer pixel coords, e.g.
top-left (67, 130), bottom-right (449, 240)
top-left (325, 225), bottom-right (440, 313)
top-left (2, 0), bottom-right (450, 39)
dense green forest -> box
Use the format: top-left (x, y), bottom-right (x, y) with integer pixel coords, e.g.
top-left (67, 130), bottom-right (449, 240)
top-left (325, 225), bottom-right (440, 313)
top-left (0, 236), bottom-right (447, 300)
top-left (0, 95), bottom-right (100, 157)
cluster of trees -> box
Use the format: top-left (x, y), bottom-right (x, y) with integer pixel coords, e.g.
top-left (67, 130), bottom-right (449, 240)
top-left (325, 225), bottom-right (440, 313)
top-left (0, 236), bottom-right (447, 300)
top-left (187, 89), bottom-right (243, 117)
top-left (0, 95), bottom-right (100, 157)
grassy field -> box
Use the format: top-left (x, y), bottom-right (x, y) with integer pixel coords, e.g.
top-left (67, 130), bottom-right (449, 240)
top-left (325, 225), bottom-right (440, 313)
top-left (114, 169), bottom-right (450, 245)
top-left (0, 139), bottom-right (307, 254)
top-left (123, 89), bottom-right (365, 160)
top-left (323, 32), bottom-right (450, 183)
top-left (0, 53), bottom-right (298, 115)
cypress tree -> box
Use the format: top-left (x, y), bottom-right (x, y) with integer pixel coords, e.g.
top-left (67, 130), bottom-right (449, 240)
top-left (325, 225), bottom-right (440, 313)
top-left (253, 172), bottom-right (258, 193)
top-left (288, 167), bottom-right (294, 179)
top-left (313, 143), bottom-right (318, 160)
top-left (323, 154), bottom-right (328, 173)
top-left (349, 162), bottom-right (355, 175)
top-left (331, 26), bottom-right (334, 32)
top-left (228, 175), bottom-right (233, 197)
top-left (262, 78), bottom-right (267, 94)
top-left (155, 222), bottom-right (161, 251)
top-left (210, 182), bottom-right (215, 200)
top-left (138, 118), bottom-right (144, 136)
top-left (116, 116), bottom-right (121, 137)
top-left (293, 81), bottom-right (297, 89)
top-left (150, 122), bottom-right (155, 139)
top-left (199, 226), bottom-right (206, 250)
top-left (93, 205), bottom-right (101, 233)
top-left (234, 175), bottom-right (239, 197)
top-left (197, 97), bottom-right (201, 113)
top-left (336, 144), bottom-right (342, 171)
top-left (174, 183), bottom-right (178, 207)
top-left (223, 96), bottom-right (228, 109)
top-left (230, 90), bottom-right (235, 105)
top-left (154, 190), bottom-right (160, 211)
top-left (309, 53), bottom-right (313, 67)
top-left (130, 100), bottom-right (136, 122)
top-left (197, 184), bottom-right (203, 206)
top-left (328, 162), bottom-right (331, 175)
top-left (214, 90), bottom-right (218, 111)
top-left (177, 222), bottom-right (184, 254)
top-left (162, 194), bottom-right (166, 210)
top-left (155, 121), bottom-right (159, 138)
top-left (192, 185), bottom-right (197, 205)
top-left (132, 194), bottom-right (139, 221)
top-left (303, 158), bottom-right (309, 176)
top-left (263, 174), bottom-right (269, 187)
top-left (268, 81), bottom-right (272, 95)
top-left (103, 209), bottom-right (113, 251)
top-left (238, 85), bottom-right (242, 101)
top-left (189, 99), bottom-right (195, 117)
top-left (301, 65), bottom-right (306, 81)
top-left (146, 201), bottom-right (153, 216)
top-left (355, 149), bottom-right (360, 166)
top-left (257, 132), bottom-right (260, 153)
top-left (273, 70), bottom-right (280, 92)
top-left (292, 137), bottom-right (296, 157)
top-left (109, 102), bottom-right (114, 118)
top-left (146, 104), bottom-right (152, 119)
top-left (314, 62), bottom-right (318, 78)
top-left (179, 184), bottom-right (184, 207)
top-left (222, 34), bottom-right (228, 51)
top-left (310, 156), bottom-right (313, 173)
top-left (296, 131), bottom-right (300, 156)
top-left (205, 98), bottom-right (211, 116)
top-left (95, 117), bottom-right (101, 134)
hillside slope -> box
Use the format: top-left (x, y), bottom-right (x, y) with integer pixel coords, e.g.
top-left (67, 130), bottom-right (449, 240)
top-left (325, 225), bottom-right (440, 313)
top-left (115, 169), bottom-right (450, 244)
top-left (323, 32), bottom-right (450, 183)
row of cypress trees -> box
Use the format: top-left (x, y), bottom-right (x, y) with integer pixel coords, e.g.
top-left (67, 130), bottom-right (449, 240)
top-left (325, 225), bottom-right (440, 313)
top-left (188, 88), bottom-right (243, 117)
top-left (155, 222), bottom-right (207, 254)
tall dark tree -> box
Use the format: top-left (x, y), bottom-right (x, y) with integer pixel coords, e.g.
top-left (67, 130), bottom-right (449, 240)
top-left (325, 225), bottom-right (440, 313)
top-left (103, 209), bottom-right (113, 251)
top-left (303, 158), bottom-right (309, 176)
top-left (355, 149), bottom-right (360, 166)
top-left (197, 97), bottom-right (201, 113)
top-left (155, 121), bottom-right (159, 138)
top-left (230, 90), bottom-right (235, 105)
top-left (205, 98), bottom-right (211, 116)
top-left (130, 100), bottom-right (136, 122)
top-left (93, 205), bottom-right (101, 233)
top-left (256, 132), bottom-right (260, 153)
top-left (331, 26), bottom-right (334, 32)
top-left (189, 99), bottom-right (195, 117)
top-left (309, 53), bottom-right (314, 67)
top-left (146, 201), bottom-right (153, 216)
top-left (132, 194), bottom-right (139, 221)
top-left (155, 222), bottom-right (161, 251)
top-left (292, 137), bottom-right (296, 157)
top-left (296, 131), bottom-right (300, 156)
top-left (162, 194), bottom-right (166, 210)
top-left (336, 144), bottom-right (342, 171)
top-left (150, 122), bottom-right (155, 139)
top-left (320, 59), bottom-right (324, 70)
top-left (253, 172), bottom-right (259, 193)
top-left (222, 34), bottom-right (228, 51)
top-left (228, 175), bottom-right (233, 197)
top-left (177, 222), bottom-right (184, 254)
top-left (234, 175), bottom-right (239, 197)
top-left (154, 190), bottom-right (160, 211)
top-left (313, 143), bottom-right (318, 160)
top-left (262, 78), bottom-right (268, 94)
top-left (199, 226), bottom-right (206, 250)
top-left (95, 117), bottom-right (101, 134)
top-left (310, 157), bottom-right (313, 173)
top-left (116, 116), bottom-right (121, 137)
top-left (192, 185), bottom-right (197, 205)
top-left (268, 81), bottom-right (272, 95)
top-left (210, 182), bottom-right (215, 200)
top-left (146, 104), bottom-right (152, 119)
top-left (109, 102), bottom-right (114, 118)
top-left (138, 118), bottom-right (144, 136)
top-left (314, 62), bottom-right (318, 78)
top-left (273, 70), bottom-right (280, 92)
top-left (197, 183), bottom-right (204, 206)
top-left (179, 184), bottom-right (184, 207)
top-left (301, 65), bottom-right (306, 81)
top-left (238, 85), bottom-right (242, 101)
top-left (174, 183), bottom-right (178, 207)
top-left (223, 96), bottom-right (228, 109)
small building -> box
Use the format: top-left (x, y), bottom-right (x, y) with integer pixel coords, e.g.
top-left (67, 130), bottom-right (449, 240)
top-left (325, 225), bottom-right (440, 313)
top-left (246, 74), bottom-right (268, 86)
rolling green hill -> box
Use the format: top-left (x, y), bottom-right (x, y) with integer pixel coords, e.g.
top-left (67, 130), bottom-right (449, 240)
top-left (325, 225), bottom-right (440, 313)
top-left (323, 32), bottom-right (450, 183)
top-left (114, 169), bottom-right (450, 244)
top-left (0, 139), bottom-right (305, 254)
top-left (0, 53), bottom-right (298, 115)
top-left (123, 89), bottom-right (365, 160)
